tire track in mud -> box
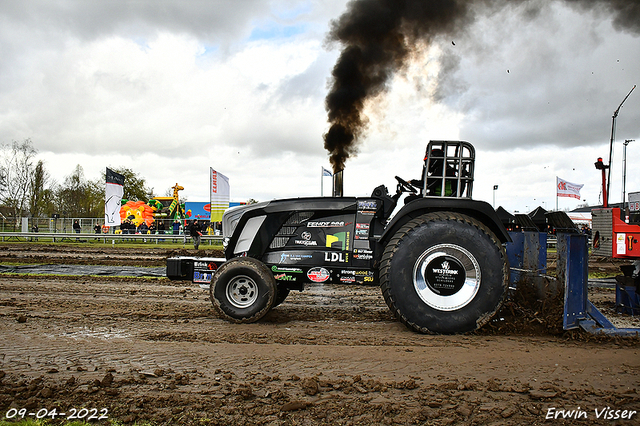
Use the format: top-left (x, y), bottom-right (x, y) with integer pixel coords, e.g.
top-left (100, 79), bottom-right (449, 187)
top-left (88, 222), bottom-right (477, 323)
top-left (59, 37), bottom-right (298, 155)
top-left (1, 261), bottom-right (640, 425)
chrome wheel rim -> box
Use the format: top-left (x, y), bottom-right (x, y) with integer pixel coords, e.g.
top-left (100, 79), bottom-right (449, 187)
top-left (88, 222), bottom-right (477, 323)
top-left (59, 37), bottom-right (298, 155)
top-left (413, 244), bottom-right (481, 311)
top-left (226, 275), bottom-right (258, 308)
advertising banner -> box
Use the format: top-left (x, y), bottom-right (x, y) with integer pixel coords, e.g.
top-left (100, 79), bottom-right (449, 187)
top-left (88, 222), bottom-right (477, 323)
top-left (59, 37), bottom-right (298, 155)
top-left (105, 168), bottom-right (125, 226)
top-left (185, 202), bottom-right (211, 220)
top-left (210, 168), bottom-right (230, 222)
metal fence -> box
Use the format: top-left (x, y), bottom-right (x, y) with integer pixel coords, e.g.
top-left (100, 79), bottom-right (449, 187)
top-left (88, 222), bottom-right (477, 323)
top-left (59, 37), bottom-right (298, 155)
top-left (0, 217), bottom-right (222, 245)
top-left (0, 231), bottom-right (223, 245)
top-left (0, 217), bottom-right (221, 235)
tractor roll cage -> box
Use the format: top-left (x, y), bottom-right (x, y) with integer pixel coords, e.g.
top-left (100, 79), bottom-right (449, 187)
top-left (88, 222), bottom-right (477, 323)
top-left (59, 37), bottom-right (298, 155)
top-left (422, 140), bottom-right (474, 199)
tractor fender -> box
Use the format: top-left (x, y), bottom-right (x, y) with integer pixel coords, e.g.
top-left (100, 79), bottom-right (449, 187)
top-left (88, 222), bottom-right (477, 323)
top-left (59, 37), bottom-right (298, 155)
top-left (379, 198), bottom-right (511, 246)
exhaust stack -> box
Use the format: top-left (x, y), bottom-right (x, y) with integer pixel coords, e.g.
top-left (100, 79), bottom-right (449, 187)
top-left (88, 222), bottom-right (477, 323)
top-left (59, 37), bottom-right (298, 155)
top-left (333, 169), bottom-right (344, 197)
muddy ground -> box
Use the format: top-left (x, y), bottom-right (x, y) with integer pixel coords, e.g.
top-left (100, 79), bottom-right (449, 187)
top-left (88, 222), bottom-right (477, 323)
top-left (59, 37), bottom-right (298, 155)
top-left (0, 243), bottom-right (639, 425)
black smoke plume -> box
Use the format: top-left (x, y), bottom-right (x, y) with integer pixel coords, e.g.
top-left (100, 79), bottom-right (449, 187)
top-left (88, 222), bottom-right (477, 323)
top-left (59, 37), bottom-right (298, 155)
top-left (323, 0), bottom-right (640, 173)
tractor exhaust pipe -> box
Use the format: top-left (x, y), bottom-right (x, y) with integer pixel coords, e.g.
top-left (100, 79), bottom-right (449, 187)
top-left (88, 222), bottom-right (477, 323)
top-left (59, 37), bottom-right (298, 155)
top-left (333, 169), bottom-right (343, 197)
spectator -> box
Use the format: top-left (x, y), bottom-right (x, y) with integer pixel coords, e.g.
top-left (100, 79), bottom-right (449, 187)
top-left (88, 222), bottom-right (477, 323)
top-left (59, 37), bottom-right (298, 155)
top-left (31, 223), bottom-right (38, 241)
top-left (73, 220), bottom-right (81, 241)
top-left (121, 219), bottom-right (133, 241)
top-left (189, 219), bottom-right (202, 250)
top-left (94, 223), bottom-right (101, 234)
top-left (136, 221), bottom-right (148, 243)
top-left (172, 220), bottom-right (180, 235)
top-left (158, 221), bottom-right (166, 234)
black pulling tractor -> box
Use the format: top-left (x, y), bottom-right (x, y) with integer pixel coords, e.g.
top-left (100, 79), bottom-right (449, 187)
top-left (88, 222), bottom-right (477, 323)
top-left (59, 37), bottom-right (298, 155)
top-left (167, 141), bottom-right (511, 334)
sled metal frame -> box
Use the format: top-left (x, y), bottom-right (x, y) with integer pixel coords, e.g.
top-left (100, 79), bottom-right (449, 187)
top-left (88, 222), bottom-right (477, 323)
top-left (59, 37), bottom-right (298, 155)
top-left (559, 232), bottom-right (640, 336)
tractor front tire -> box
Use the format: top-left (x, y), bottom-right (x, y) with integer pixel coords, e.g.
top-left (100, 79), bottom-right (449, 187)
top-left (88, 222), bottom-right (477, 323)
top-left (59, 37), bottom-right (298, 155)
top-left (211, 257), bottom-right (276, 323)
top-left (380, 212), bottom-right (508, 334)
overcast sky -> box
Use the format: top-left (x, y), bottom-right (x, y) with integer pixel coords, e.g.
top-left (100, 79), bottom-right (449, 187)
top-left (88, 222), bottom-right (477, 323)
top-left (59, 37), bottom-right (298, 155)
top-left (0, 0), bottom-right (638, 214)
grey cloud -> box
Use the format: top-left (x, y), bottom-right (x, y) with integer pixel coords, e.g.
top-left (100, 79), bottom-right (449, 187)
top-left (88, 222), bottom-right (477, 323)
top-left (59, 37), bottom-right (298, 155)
top-left (274, 50), bottom-right (337, 103)
top-left (433, 2), bottom-right (640, 151)
top-left (2, 0), bottom-right (268, 42)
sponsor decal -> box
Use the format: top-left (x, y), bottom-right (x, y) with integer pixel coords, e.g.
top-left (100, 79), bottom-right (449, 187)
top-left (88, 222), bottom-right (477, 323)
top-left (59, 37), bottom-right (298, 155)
top-left (338, 268), bottom-right (375, 284)
top-left (355, 223), bottom-right (370, 229)
top-left (326, 231), bottom-right (349, 250)
top-left (279, 253), bottom-right (313, 264)
top-left (294, 239), bottom-right (318, 246)
top-left (307, 221), bottom-right (352, 228)
top-left (340, 269), bottom-right (375, 276)
top-left (357, 200), bottom-right (378, 210)
top-left (307, 267), bottom-right (330, 283)
top-left (431, 260), bottom-right (459, 275)
top-left (194, 261), bottom-right (219, 271)
top-left (271, 266), bottom-right (303, 273)
top-left (274, 273), bottom-right (297, 281)
top-left (294, 231), bottom-right (318, 245)
top-left (426, 256), bottom-right (465, 295)
top-left (324, 252), bottom-right (348, 262)
top-left (353, 249), bottom-right (373, 254)
top-left (193, 271), bottom-right (213, 283)
top-left (353, 253), bottom-right (373, 260)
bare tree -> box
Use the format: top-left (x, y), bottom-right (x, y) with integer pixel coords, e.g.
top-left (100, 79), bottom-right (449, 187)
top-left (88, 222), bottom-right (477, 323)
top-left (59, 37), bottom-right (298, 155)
top-left (0, 139), bottom-right (37, 222)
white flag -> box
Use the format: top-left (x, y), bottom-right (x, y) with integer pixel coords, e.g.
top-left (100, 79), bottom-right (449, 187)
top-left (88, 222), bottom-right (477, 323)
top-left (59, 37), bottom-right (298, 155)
top-left (557, 177), bottom-right (583, 200)
top-left (210, 168), bottom-right (230, 222)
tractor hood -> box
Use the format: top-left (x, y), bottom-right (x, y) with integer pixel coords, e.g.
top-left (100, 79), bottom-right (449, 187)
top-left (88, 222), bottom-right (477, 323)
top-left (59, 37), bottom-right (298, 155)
top-left (222, 201), bottom-right (270, 240)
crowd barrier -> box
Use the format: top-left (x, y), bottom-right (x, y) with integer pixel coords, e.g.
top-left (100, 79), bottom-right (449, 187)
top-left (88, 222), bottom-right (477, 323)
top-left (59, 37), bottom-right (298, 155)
top-left (0, 232), bottom-right (223, 245)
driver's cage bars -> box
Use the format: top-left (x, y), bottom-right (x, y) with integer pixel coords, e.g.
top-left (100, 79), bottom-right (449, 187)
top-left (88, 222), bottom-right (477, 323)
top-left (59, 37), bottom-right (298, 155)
top-left (423, 140), bottom-right (475, 198)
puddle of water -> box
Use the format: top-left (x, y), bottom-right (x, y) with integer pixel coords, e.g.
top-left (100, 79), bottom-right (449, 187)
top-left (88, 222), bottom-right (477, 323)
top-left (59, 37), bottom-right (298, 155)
top-left (56, 326), bottom-right (131, 340)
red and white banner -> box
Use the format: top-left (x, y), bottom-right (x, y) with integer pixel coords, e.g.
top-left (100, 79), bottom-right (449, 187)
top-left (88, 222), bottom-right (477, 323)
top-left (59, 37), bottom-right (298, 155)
top-left (210, 168), bottom-right (230, 222)
top-left (557, 177), bottom-right (583, 200)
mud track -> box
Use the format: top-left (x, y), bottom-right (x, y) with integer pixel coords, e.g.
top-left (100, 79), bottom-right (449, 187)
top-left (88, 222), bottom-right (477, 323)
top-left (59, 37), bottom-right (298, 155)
top-left (1, 243), bottom-right (639, 425)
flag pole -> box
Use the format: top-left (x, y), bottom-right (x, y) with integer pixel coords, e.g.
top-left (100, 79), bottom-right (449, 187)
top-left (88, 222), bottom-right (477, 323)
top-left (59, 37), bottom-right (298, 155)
top-left (321, 167), bottom-right (323, 196)
top-left (556, 176), bottom-right (558, 211)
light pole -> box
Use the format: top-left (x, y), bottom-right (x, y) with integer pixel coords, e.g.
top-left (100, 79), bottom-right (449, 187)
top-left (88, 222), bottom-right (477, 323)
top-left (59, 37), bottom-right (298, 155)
top-left (493, 185), bottom-right (498, 208)
top-left (623, 139), bottom-right (635, 218)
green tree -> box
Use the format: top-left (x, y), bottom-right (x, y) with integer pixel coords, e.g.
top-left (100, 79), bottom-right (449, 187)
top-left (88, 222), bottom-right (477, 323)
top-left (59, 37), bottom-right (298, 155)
top-left (29, 160), bottom-right (51, 218)
top-left (55, 165), bottom-right (103, 218)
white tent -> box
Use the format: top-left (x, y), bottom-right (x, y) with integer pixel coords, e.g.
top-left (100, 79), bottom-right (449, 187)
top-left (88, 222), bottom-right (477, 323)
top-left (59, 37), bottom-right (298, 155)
top-left (567, 212), bottom-right (592, 225)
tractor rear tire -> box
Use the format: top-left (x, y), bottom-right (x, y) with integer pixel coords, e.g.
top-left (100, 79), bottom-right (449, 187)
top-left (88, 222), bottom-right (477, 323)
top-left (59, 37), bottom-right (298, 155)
top-left (211, 257), bottom-right (276, 323)
top-left (380, 212), bottom-right (508, 334)
top-left (272, 286), bottom-right (290, 308)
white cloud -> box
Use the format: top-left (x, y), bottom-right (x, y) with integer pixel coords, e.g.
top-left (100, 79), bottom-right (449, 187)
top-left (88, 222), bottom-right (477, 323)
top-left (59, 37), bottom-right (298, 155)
top-left (1, 0), bottom-right (639, 215)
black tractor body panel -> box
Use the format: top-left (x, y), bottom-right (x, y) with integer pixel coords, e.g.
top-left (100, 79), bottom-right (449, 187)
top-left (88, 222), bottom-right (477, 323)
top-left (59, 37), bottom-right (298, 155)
top-left (381, 198), bottom-right (511, 245)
